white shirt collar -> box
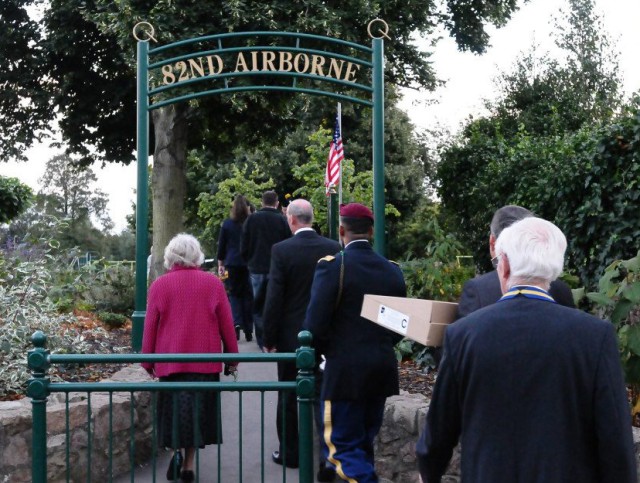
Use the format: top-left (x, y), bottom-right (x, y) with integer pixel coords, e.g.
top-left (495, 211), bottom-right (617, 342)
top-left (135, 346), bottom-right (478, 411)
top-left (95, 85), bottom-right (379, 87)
top-left (294, 227), bottom-right (315, 235)
top-left (345, 239), bottom-right (370, 248)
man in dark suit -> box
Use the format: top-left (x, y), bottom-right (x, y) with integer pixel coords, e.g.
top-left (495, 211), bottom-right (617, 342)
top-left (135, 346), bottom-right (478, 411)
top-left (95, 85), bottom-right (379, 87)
top-left (416, 217), bottom-right (636, 483)
top-left (262, 198), bottom-right (340, 479)
top-left (304, 203), bottom-right (406, 483)
top-left (240, 190), bottom-right (291, 350)
top-left (457, 205), bottom-right (574, 319)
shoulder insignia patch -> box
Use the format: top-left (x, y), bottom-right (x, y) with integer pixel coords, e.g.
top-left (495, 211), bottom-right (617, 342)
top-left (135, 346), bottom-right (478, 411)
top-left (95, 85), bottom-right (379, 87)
top-left (319, 255), bottom-right (336, 263)
top-left (389, 260), bottom-right (400, 266)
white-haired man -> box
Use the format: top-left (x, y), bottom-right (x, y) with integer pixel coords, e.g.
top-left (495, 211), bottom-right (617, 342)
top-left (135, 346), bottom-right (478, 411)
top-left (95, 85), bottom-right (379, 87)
top-left (416, 217), bottom-right (636, 483)
top-left (262, 198), bottom-right (340, 479)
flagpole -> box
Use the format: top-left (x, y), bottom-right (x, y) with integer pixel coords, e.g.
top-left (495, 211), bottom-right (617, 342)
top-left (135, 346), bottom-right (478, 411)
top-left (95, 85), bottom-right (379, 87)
top-left (337, 102), bottom-right (343, 206)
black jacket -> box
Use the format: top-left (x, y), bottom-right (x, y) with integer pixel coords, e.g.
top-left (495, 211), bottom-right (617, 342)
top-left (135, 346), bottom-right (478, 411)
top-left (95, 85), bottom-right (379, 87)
top-left (262, 230), bottom-right (340, 351)
top-left (240, 207), bottom-right (291, 273)
top-left (303, 241), bottom-right (406, 400)
top-left (417, 297), bottom-right (636, 483)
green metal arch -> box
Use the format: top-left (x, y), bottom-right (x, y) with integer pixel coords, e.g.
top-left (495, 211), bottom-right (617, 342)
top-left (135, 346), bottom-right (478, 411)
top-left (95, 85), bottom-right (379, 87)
top-left (150, 85), bottom-right (373, 110)
top-left (149, 45), bottom-right (373, 70)
top-left (148, 31), bottom-right (373, 56)
top-left (132, 30), bottom-right (386, 352)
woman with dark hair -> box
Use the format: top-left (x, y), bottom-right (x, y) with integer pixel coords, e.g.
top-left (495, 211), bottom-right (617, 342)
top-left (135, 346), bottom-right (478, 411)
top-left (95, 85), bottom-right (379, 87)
top-left (217, 195), bottom-right (254, 341)
top-left (142, 233), bottom-right (239, 482)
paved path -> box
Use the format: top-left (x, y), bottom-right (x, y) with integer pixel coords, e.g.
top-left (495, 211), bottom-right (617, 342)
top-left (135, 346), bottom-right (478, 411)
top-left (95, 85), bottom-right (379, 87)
top-left (116, 337), bottom-right (308, 483)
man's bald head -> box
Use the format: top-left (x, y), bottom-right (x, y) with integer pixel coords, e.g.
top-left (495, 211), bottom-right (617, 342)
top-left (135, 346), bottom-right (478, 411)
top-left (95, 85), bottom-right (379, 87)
top-left (287, 199), bottom-right (314, 226)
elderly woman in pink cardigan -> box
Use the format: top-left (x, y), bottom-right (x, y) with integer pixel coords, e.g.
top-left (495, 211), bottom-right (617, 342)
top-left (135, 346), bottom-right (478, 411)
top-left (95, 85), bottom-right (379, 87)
top-left (142, 233), bottom-right (239, 482)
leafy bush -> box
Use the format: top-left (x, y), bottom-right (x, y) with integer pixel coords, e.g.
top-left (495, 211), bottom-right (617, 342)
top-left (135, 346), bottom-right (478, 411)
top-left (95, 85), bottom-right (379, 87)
top-left (0, 227), bottom-right (129, 398)
top-left (583, 250), bottom-right (640, 415)
top-left (438, 97), bottom-right (640, 288)
top-left (97, 311), bottom-right (128, 329)
top-left (395, 222), bottom-right (474, 368)
top-left (400, 218), bottom-right (475, 301)
top-left (0, 242), bottom-right (92, 397)
top-left (48, 259), bottom-right (135, 315)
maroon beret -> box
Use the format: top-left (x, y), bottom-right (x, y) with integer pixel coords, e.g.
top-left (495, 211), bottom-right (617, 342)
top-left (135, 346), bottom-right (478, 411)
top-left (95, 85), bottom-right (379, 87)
top-left (339, 203), bottom-right (374, 222)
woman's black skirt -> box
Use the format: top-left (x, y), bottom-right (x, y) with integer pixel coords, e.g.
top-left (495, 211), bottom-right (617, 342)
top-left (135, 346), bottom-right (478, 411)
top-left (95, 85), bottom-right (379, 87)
top-left (157, 373), bottom-right (222, 448)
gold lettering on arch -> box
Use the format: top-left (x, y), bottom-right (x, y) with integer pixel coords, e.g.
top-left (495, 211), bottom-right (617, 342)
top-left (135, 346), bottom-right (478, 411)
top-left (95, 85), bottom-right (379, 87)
top-left (310, 55), bottom-right (326, 76)
top-left (293, 53), bottom-right (310, 74)
top-left (159, 50), bottom-right (362, 86)
top-left (235, 52), bottom-right (249, 72)
top-left (262, 51), bottom-right (277, 71)
top-left (206, 55), bottom-right (223, 75)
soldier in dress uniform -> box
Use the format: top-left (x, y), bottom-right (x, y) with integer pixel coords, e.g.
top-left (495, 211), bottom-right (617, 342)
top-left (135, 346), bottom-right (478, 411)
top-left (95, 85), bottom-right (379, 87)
top-left (303, 203), bottom-right (406, 483)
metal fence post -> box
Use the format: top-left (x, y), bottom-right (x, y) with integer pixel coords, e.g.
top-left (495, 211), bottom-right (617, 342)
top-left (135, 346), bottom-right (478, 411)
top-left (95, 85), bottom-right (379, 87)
top-left (296, 331), bottom-right (316, 483)
top-left (132, 38), bottom-right (150, 352)
top-left (328, 189), bottom-right (339, 241)
top-left (27, 331), bottom-right (51, 483)
top-left (372, 36), bottom-right (385, 256)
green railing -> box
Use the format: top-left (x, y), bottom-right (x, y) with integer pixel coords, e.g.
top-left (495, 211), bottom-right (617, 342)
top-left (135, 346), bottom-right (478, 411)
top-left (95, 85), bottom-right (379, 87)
top-left (27, 331), bottom-right (316, 482)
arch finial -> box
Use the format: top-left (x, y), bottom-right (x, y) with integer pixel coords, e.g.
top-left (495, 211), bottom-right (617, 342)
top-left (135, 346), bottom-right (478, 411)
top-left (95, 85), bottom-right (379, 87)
top-left (133, 21), bottom-right (157, 43)
top-left (367, 18), bottom-right (390, 40)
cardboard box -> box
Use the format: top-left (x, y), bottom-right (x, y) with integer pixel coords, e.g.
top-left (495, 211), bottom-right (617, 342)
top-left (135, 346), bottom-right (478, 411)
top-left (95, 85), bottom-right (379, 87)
top-left (360, 294), bottom-right (458, 347)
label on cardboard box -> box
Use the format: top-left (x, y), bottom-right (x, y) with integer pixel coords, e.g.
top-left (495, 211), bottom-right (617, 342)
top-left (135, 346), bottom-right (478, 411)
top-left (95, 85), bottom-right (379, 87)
top-left (377, 305), bottom-right (409, 335)
top-left (361, 294), bottom-right (458, 347)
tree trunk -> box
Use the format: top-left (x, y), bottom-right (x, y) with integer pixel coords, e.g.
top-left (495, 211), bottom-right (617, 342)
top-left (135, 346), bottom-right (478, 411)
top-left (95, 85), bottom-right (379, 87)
top-left (150, 103), bottom-right (189, 280)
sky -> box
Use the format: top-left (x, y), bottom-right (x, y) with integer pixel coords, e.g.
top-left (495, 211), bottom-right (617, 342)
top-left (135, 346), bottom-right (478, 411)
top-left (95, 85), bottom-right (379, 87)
top-left (400, 0), bottom-right (640, 133)
top-left (1, 0), bottom-right (638, 232)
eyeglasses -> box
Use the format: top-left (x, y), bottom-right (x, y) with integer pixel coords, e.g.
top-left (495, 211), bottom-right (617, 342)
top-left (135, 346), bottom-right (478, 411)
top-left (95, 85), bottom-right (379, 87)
top-left (491, 255), bottom-right (501, 269)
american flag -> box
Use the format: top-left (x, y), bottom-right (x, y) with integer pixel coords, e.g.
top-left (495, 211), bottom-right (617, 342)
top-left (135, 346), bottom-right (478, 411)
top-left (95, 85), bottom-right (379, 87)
top-left (325, 114), bottom-right (344, 194)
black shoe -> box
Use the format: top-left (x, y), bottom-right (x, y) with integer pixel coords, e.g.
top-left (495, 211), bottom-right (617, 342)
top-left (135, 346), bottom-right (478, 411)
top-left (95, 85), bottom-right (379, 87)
top-left (245, 331), bottom-right (253, 342)
top-left (180, 470), bottom-right (194, 482)
top-left (271, 450), bottom-right (299, 468)
top-left (317, 462), bottom-right (336, 482)
top-left (166, 451), bottom-right (183, 480)
top-left (235, 325), bottom-right (241, 340)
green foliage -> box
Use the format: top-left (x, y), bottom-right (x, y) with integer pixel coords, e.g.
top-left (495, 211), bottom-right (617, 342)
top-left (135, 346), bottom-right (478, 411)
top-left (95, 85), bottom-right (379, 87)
top-left (400, 218), bottom-right (475, 302)
top-left (291, 127), bottom-right (400, 235)
top-left (394, 218), bottom-right (475, 369)
top-left (582, 251), bottom-right (640, 413)
top-left (0, 0), bottom-right (53, 161)
top-left (394, 338), bottom-right (437, 370)
top-left (0, 223), bottom-right (131, 397)
top-left (48, 259), bottom-right (136, 315)
top-left (393, 199), bottom-right (453, 259)
top-left (0, 176), bottom-right (33, 223)
top-left (196, 161), bottom-right (274, 250)
top-left (97, 311), bottom-right (128, 329)
top-left (2, 0), bottom-right (523, 163)
top-left (437, 0), bottom-right (631, 283)
top-left (0, 235), bottom-right (88, 396)
top-left (39, 154), bottom-right (113, 231)
top-left (440, 99), bottom-right (640, 287)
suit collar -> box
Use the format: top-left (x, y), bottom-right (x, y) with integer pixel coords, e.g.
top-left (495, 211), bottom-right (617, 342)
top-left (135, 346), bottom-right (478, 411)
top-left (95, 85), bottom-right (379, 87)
top-left (344, 239), bottom-right (372, 251)
top-left (295, 229), bottom-right (318, 238)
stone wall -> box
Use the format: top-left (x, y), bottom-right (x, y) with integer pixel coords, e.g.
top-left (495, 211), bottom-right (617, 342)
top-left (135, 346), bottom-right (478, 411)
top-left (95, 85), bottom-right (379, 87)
top-left (0, 366), bottom-right (153, 482)
top-left (3, 371), bottom-right (640, 481)
top-left (375, 391), bottom-right (640, 483)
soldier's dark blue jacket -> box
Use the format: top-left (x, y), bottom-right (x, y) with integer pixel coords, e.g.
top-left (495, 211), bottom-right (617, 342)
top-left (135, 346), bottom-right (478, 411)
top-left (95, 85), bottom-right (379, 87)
top-left (303, 240), bottom-right (406, 401)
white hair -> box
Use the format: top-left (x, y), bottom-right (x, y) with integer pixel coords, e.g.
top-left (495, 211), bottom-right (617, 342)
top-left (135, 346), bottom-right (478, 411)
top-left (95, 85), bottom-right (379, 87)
top-left (163, 233), bottom-right (205, 269)
top-left (495, 217), bottom-right (566, 283)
